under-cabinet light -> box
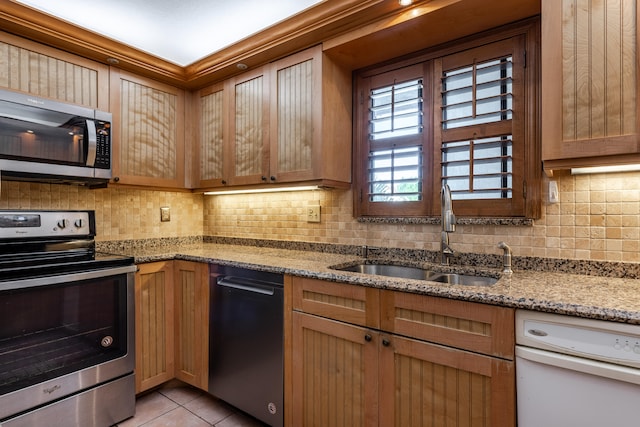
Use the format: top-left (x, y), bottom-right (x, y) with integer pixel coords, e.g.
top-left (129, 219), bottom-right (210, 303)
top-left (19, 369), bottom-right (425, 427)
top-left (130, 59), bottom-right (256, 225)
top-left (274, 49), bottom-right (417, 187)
top-left (204, 185), bottom-right (321, 195)
top-left (570, 164), bottom-right (640, 175)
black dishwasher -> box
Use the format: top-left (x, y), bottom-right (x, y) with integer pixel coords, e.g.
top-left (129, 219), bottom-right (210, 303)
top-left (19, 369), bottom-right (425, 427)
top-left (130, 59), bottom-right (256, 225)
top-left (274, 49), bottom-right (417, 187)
top-left (209, 265), bottom-right (284, 427)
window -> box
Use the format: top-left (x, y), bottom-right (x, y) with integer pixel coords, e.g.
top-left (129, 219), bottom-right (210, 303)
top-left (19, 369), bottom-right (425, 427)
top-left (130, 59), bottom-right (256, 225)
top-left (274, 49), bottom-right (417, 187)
top-left (353, 21), bottom-right (540, 218)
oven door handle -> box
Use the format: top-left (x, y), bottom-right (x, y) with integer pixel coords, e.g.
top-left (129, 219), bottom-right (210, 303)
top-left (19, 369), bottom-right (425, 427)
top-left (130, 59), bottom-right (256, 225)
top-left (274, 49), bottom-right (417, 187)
top-left (0, 265), bottom-right (137, 291)
top-left (516, 346), bottom-right (640, 385)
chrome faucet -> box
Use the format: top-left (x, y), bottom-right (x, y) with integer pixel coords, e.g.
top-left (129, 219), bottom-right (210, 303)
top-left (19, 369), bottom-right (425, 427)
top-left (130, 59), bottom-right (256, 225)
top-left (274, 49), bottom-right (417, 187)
top-left (440, 183), bottom-right (456, 265)
top-left (497, 241), bottom-right (513, 275)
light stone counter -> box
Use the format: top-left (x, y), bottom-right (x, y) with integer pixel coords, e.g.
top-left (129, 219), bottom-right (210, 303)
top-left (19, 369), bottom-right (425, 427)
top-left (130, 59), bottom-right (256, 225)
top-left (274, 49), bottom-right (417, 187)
top-left (117, 242), bottom-right (640, 324)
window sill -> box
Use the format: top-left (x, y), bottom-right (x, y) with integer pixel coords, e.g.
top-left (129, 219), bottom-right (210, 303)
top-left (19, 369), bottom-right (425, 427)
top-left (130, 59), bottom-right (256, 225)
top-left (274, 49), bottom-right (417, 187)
top-left (356, 217), bottom-right (534, 226)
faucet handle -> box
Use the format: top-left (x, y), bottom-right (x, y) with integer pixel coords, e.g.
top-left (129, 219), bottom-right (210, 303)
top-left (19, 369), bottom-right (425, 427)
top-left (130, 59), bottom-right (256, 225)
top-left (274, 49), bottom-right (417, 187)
top-left (497, 241), bottom-right (513, 275)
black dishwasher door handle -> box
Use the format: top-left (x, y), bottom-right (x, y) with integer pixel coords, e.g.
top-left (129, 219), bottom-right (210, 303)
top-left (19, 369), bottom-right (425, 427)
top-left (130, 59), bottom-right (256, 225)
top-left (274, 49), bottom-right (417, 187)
top-left (217, 276), bottom-right (276, 296)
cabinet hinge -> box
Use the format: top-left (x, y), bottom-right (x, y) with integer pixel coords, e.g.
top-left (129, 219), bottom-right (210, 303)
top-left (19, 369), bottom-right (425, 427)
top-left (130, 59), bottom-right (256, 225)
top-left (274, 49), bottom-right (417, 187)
top-left (523, 50), bottom-right (527, 68)
top-left (523, 180), bottom-right (527, 199)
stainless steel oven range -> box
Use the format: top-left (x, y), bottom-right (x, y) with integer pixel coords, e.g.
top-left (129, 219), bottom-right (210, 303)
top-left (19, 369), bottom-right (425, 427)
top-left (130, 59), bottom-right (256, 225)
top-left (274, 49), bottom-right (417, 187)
top-left (0, 210), bottom-right (136, 427)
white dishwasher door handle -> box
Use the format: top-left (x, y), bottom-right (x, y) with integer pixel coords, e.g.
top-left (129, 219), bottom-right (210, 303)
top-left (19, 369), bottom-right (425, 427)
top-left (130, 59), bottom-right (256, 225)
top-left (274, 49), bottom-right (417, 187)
top-left (516, 346), bottom-right (640, 385)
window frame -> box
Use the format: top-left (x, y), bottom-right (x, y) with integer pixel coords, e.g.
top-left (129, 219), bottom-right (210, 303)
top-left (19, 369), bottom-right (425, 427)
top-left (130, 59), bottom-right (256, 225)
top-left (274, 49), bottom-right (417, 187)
top-left (352, 19), bottom-right (540, 219)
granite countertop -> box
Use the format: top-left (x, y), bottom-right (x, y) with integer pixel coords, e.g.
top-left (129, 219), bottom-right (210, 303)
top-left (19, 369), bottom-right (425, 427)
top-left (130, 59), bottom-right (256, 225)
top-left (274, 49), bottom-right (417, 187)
top-left (119, 242), bottom-right (640, 324)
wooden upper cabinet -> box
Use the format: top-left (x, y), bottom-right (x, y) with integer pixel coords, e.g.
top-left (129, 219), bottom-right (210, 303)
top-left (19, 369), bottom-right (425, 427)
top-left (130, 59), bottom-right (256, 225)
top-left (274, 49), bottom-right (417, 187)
top-left (542, 0), bottom-right (640, 173)
top-left (194, 45), bottom-right (351, 190)
top-left (269, 45), bottom-right (352, 186)
top-left (194, 82), bottom-right (226, 187)
top-left (0, 31), bottom-right (109, 110)
top-left (228, 67), bottom-right (270, 186)
top-left (110, 69), bottom-right (185, 188)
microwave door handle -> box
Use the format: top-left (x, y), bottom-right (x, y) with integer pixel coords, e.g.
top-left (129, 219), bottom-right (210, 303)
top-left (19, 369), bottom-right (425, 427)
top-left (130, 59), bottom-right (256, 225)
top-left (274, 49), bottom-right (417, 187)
top-left (85, 119), bottom-right (97, 167)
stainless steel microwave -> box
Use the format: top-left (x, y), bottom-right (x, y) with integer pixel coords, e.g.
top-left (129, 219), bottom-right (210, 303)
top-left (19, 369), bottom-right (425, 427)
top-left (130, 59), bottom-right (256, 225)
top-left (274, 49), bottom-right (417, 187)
top-left (0, 89), bottom-right (112, 186)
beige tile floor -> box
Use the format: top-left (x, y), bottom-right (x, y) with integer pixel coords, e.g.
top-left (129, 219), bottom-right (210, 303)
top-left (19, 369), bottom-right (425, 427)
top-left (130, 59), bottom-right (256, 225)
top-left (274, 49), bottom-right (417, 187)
top-left (117, 381), bottom-right (268, 427)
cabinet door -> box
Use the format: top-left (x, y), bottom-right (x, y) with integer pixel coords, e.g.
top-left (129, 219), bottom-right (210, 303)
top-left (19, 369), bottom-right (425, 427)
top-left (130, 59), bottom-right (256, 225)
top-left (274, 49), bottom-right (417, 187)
top-left (110, 69), bottom-right (185, 187)
top-left (291, 312), bottom-right (379, 427)
top-left (269, 45), bottom-right (352, 185)
top-left (0, 31), bottom-right (109, 110)
top-left (174, 260), bottom-right (209, 390)
top-left (380, 290), bottom-right (514, 359)
top-left (194, 82), bottom-right (227, 188)
top-left (228, 67), bottom-right (270, 185)
top-left (542, 0), bottom-right (639, 172)
top-left (135, 262), bottom-right (175, 393)
top-left (269, 47), bottom-right (320, 183)
top-left (379, 334), bottom-right (515, 427)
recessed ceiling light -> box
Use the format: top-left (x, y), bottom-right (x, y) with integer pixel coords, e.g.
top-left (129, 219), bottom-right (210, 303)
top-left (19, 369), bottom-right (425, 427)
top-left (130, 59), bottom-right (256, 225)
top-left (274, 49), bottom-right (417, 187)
top-left (106, 57), bottom-right (119, 65)
top-left (399, 0), bottom-right (413, 6)
top-left (236, 63), bottom-right (248, 70)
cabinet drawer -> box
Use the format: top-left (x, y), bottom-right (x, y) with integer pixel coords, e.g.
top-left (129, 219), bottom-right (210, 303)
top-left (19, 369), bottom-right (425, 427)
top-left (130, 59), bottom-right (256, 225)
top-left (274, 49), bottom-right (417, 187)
top-left (292, 277), bottom-right (379, 329)
top-left (380, 290), bottom-right (514, 359)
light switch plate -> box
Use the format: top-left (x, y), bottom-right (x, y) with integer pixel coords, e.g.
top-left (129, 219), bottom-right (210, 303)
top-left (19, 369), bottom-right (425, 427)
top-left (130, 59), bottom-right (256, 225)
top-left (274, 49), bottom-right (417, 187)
top-left (160, 206), bottom-right (171, 222)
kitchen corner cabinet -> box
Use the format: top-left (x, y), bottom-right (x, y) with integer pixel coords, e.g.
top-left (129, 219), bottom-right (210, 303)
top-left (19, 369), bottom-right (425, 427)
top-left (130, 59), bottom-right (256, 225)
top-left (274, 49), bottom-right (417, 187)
top-left (110, 69), bottom-right (186, 188)
top-left (194, 45), bottom-right (351, 189)
top-left (135, 260), bottom-right (209, 394)
top-left (134, 261), bottom-right (175, 393)
top-left (541, 0), bottom-right (640, 173)
top-left (173, 260), bottom-right (210, 389)
top-left (287, 277), bottom-right (515, 427)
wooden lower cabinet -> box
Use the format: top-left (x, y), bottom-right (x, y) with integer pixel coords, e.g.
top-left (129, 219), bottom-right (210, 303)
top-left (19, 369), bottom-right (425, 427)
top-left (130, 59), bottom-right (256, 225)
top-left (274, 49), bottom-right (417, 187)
top-left (288, 276), bottom-right (515, 426)
top-left (174, 260), bottom-right (210, 389)
top-left (135, 261), bottom-right (209, 393)
top-left (135, 261), bottom-right (175, 393)
top-left (378, 334), bottom-right (515, 426)
top-left (291, 312), bottom-right (379, 426)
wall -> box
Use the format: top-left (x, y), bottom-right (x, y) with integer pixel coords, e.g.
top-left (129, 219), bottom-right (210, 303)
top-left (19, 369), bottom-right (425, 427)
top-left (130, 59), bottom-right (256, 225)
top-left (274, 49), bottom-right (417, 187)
top-left (2, 169), bottom-right (638, 264)
top-left (204, 170), bottom-right (640, 263)
top-left (0, 181), bottom-right (203, 241)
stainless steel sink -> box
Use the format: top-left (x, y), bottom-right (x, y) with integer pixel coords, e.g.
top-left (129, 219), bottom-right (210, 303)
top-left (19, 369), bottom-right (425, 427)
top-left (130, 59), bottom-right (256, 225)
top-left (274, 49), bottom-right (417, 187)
top-left (337, 263), bottom-right (434, 281)
top-left (332, 262), bottom-right (498, 286)
top-left (427, 272), bottom-right (497, 286)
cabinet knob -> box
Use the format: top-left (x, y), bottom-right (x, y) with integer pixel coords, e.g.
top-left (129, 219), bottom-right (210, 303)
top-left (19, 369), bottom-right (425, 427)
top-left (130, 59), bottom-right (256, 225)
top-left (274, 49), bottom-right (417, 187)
top-left (113, 176), bottom-right (120, 182)
top-left (270, 176), bottom-right (276, 181)
top-left (382, 338), bottom-right (391, 347)
top-left (221, 180), bottom-right (227, 185)
top-left (261, 176), bottom-right (267, 181)
top-left (364, 334), bottom-right (372, 342)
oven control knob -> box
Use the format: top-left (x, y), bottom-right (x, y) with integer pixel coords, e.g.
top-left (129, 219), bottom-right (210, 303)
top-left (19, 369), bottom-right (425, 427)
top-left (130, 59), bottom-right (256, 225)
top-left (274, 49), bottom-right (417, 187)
top-left (57, 219), bottom-right (69, 229)
top-left (101, 336), bottom-right (114, 347)
top-left (74, 219), bottom-right (84, 228)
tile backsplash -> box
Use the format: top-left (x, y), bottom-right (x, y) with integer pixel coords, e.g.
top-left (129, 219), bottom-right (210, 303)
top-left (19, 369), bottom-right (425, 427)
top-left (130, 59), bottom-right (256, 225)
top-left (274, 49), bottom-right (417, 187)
top-left (0, 181), bottom-right (203, 241)
top-left (2, 169), bottom-right (639, 263)
top-left (204, 170), bottom-right (640, 263)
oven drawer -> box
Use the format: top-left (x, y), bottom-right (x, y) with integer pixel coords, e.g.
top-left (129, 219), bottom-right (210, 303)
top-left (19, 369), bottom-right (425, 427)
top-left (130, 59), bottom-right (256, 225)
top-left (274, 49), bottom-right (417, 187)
top-left (0, 373), bottom-right (135, 427)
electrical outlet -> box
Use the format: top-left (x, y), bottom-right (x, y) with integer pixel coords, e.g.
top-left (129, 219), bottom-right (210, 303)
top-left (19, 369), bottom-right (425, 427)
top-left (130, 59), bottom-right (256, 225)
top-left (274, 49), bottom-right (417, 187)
top-left (307, 205), bottom-right (321, 223)
top-left (549, 181), bottom-right (559, 204)
top-left (160, 206), bottom-right (171, 222)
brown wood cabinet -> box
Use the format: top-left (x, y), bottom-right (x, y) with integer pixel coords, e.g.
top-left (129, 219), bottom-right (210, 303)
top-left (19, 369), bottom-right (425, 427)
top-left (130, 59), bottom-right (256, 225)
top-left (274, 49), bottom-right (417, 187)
top-left (110, 69), bottom-right (186, 188)
top-left (541, 0), bottom-right (640, 173)
top-left (0, 31), bottom-right (109, 110)
top-left (135, 260), bottom-right (209, 393)
top-left (173, 260), bottom-right (210, 390)
top-left (194, 45), bottom-right (351, 190)
top-left (135, 261), bottom-right (175, 393)
top-left (287, 276), bottom-right (515, 427)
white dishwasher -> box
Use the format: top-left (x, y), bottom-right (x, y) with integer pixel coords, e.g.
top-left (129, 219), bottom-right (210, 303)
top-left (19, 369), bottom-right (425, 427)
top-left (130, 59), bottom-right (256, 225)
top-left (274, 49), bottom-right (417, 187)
top-left (516, 310), bottom-right (640, 426)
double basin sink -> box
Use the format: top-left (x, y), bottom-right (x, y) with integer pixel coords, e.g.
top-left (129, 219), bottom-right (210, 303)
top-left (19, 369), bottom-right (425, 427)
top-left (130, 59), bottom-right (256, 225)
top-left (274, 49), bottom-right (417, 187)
top-left (332, 262), bottom-right (498, 286)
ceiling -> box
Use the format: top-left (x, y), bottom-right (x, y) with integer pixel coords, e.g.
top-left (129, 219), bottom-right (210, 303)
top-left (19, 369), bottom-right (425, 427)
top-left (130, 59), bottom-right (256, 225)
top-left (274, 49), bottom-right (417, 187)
top-left (15, 0), bottom-right (323, 66)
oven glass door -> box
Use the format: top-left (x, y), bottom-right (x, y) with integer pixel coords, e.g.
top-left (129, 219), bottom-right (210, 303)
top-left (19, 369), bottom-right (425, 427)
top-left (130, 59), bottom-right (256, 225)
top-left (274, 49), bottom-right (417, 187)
top-left (0, 272), bottom-right (129, 396)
